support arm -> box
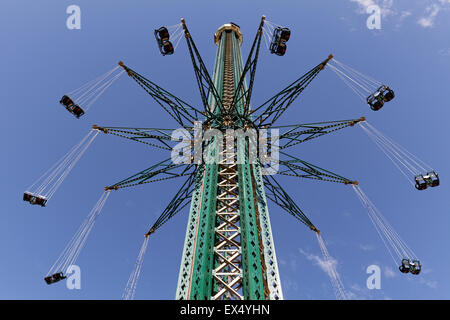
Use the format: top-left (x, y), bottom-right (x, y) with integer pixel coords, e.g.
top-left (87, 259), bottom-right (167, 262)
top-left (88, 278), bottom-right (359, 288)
top-left (252, 54), bottom-right (333, 127)
top-left (106, 158), bottom-right (195, 190)
top-left (118, 61), bottom-right (203, 128)
top-left (276, 151), bottom-right (358, 185)
top-left (93, 125), bottom-right (191, 151)
top-left (231, 15), bottom-right (265, 118)
top-left (145, 166), bottom-right (203, 236)
top-left (181, 18), bottom-right (224, 118)
top-left (263, 175), bottom-right (318, 232)
top-left (274, 117), bottom-right (365, 149)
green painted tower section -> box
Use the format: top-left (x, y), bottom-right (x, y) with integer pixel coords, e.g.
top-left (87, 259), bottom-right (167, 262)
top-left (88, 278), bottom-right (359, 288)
top-left (176, 23), bottom-right (283, 300)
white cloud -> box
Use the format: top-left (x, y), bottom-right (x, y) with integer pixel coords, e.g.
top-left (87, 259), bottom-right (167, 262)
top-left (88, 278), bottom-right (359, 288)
top-left (417, 1), bottom-right (450, 28)
top-left (418, 4), bottom-right (441, 28)
top-left (350, 0), bottom-right (395, 17)
top-left (351, 0), bottom-right (376, 10)
top-left (299, 248), bottom-right (337, 275)
top-left (438, 48), bottom-right (450, 56)
top-left (418, 277), bottom-right (438, 289)
top-left (359, 244), bottom-right (375, 251)
top-left (398, 10), bottom-right (412, 21)
top-left (281, 276), bottom-right (299, 294)
top-left (393, 10), bottom-right (411, 29)
top-left (349, 0), bottom-right (450, 29)
top-left (384, 266), bottom-right (397, 278)
top-left (421, 267), bottom-right (433, 275)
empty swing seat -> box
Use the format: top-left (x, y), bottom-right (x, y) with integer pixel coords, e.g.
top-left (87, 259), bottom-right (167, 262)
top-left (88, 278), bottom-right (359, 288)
top-left (60, 95), bottom-right (74, 107)
top-left (415, 171), bottom-right (439, 190)
top-left (378, 85), bottom-right (395, 102)
top-left (154, 27), bottom-right (174, 56)
top-left (23, 192), bottom-right (47, 207)
top-left (44, 272), bottom-right (67, 285)
top-left (155, 27), bottom-right (170, 41)
top-left (399, 258), bottom-right (410, 274)
top-left (60, 95), bottom-right (85, 118)
top-left (366, 92), bottom-right (384, 111)
top-left (409, 260), bottom-right (421, 275)
top-left (44, 276), bottom-right (53, 285)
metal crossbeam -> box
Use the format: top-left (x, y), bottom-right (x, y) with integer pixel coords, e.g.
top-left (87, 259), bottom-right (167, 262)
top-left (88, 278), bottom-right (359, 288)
top-left (106, 158), bottom-right (194, 190)
top-left (94, 125), bottom-right (188, 151)
top-left (181, 18), bottom-right (224, 119)
top-left (277, 151), bottom-right (356, 184)
top-left (274, 117), bottom-right (365, 149)
top-left (119, 61), bottom-right (203, 128)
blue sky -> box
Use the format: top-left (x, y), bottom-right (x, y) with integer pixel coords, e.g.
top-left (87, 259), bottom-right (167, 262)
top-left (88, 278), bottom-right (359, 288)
top-left (1, 0), bottom-right (450, 300)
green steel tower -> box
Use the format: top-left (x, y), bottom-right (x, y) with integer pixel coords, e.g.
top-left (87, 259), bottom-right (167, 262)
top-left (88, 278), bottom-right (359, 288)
top-left (175, 21), bottom-right (283, 300)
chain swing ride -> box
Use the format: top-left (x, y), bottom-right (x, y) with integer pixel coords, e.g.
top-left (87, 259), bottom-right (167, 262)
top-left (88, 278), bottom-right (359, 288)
top-left (24, 16), bottom-right (439, 300)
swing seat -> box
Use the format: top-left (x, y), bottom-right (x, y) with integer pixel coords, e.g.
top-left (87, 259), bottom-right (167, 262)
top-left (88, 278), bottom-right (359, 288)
top-left (378, 85), bottom-right (395, 102)
top-left (270, 42), bottom-right (286, 56)
top-left (414, 175), bottom-right (427, 190)
top-left (409, 260), bottom-right (421, 275)
top-left (44, 276), bottom-right (54, 285)
top-left (23, 192), bottom-right (47, 207)
top-left (161, 40), bottom-right (174, 55)
top-left (154, 27), bottom-right (174, 56)
top-left (399, 265), bottom-right (409, 273)
top-left (399, 258), bottom-right (410, 273)
top-left (425, 171), bottom-right (439, 187)
top-left (230, 22), bottom-right (240, 29)
top-left (23, 192), bottom-right (32, 202)
top-left (270, 27), bottom-right (290, 56)
top-left (272, 27), bottom-right (291, 43)
top-left (154, 27), bottom-right (170, 41)
top-left (60, 95), bottom-right (74, 108)
top-left (71, 105), bottom-right (85, 118)
top-left (278, 27), bottom-right (291, 42)
top-left (65, 104), bottom-right (85, 118)
top-left (44, 272), bottom-right (67, 285)
top-left (366, 93), bottom-right (384, 111)
top-left (53, 272), bottom-right (67, 281)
